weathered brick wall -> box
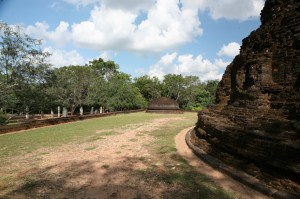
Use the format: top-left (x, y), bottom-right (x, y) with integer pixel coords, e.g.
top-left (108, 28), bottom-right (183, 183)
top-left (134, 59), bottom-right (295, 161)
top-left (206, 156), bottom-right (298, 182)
top-left (147, 97), bottom-right (180, 110)
top-left (0, 110), bottom-right (143, 134)
top-left (195, 0), bottom-right (300, 180)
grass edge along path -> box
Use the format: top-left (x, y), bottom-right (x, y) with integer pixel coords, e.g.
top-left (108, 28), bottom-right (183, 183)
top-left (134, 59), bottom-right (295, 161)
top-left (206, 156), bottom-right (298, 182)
top-left (0, 112), bottom-right (174, 160)
top-left (0, 112), bottom-right (237, 199)
top-left (138, 116), bottom-right (237, 199)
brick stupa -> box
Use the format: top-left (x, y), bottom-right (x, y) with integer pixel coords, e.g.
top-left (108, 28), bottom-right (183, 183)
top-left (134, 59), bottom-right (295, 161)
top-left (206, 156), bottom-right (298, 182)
top-left (192, 0), bottom-right (300, 196)
top-left (147, 97), bottom-right (183, 113)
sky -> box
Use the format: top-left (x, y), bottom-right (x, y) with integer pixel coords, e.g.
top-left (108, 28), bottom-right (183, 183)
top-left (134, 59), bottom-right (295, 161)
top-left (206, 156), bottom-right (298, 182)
top-left (0, 0), bottom-right (264, 81)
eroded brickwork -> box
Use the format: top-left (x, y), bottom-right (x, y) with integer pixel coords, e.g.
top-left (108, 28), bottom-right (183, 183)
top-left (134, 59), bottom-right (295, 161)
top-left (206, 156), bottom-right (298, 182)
top-left (195, 0), bottom-right (300, 183)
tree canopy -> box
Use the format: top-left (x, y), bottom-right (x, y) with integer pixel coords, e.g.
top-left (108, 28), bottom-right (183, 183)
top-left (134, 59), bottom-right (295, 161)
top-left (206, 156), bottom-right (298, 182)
top-left (0, 22), bottom-right (51, 115)
top-left (0, 21), bottom-right (220, 122)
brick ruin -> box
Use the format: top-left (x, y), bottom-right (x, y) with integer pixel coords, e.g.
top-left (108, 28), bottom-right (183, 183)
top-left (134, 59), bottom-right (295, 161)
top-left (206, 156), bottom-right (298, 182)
top-left (193, 0), bottom-right (300, 195)
top-left (147, 97), bottom-right (182, 113)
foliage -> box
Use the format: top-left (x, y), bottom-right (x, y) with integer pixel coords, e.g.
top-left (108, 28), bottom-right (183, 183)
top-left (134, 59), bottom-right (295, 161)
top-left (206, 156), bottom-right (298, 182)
top-left (0, 21), bottom-right (220, 120)
top-left (0, 22), bottom-right (50, 85)
top-left (205, 80), bottom-right (219, 104)
top-left (0, 22), bottom-right (51, 114)
top-left (88, 58), bottom-right (119, 80)
top-left (87, 64), bottom-right (147, 111)
top-left (134, 74), bottom-right (219, 110)
top-left (162, 74), bottom-right (185, 101)
top-left (134, 75), bottom-right (162, 101)
top-left (0, 109), bottom-right (7, 125)
top-left (103, 72), bottom-right (147, 111)
top-left (52, 65), bottom-right (94, 114)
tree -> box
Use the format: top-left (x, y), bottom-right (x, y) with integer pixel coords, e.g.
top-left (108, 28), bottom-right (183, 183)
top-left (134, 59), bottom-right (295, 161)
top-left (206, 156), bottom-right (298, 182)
top-left (0, 74), bottom-right (18, 113)
top-left (0, 21), bottom-right (219, 116)
top-left (88, 58), bottom-right (119, 80)
top-left (87, 58), bottom-right (120, 109)
top-left (0, 107), bottom-right (7, 125)
top-left (162, 74), bottom-right (185, 101)
top-left (180, 76), bottom-right (203, 109)
top-left (134, 75), bottom-right (162, 101)
top-left (52, 65), bottom-right (94, 115)
top-left (0, 22), bottom-right (51, 114)
top-left (28, 68), bottom-right (57, 116)
top-left (185, 79), bottom-right (219, 111)
top-left (205, 80), bottom-right (219, 105)
top-left (159, 74), bottom-right (219, 110)
top-left (103, 73), bottom-right (147, 111)
top-left (0, 22), bottom-right (50, 85)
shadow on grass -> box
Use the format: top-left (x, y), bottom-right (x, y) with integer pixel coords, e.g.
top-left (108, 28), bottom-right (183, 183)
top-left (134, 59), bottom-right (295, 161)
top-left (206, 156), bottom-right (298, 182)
top-left (0, 155), bottom-right (235, 199)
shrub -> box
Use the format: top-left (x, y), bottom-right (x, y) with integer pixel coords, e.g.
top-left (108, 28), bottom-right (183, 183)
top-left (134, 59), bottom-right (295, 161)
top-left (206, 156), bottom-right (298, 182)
top-left (0, 111), bottom-right (7, 125)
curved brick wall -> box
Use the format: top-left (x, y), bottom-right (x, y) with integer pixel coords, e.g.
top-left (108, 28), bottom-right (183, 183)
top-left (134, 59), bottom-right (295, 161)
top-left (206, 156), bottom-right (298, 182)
top-left (195, 0), bottom-right (300, 188)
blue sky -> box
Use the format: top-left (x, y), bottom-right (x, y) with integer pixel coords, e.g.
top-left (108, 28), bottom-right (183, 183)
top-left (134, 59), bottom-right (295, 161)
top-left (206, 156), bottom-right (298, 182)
top-left (0, 0), bottom-right (264, 81)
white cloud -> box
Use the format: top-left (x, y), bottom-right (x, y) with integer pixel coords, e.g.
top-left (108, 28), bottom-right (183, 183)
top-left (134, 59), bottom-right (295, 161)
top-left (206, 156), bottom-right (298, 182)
top-left (148, 53), bottom-right (178, 80)
top-left (214, 58), bottom-right (230, 68)
top-left (26, 21), bottom-right (71, 47)
top-left (72, 6), bottom-right (137, 50)
top-left (183, 0), bottom-right (264, 21)
top-left (217, 42), bottom-right (240, 57)
top-left (71, 0), bottom-right (202, 52)
top-left (132, 0), bottom-right (202, 52)
top-left (62, 0), bottom-right (99, 7)
top-left (31, 0), bottom-right (262, 55)
top-left (148, 53), bottom-right (230, 81)
top-left (44, 47), bottom-right (86, 67)
top-left (102, 0), bottom-right (154, 11)
top-left (160, 53), bottom-right (177, 65)
top-left (61, 0), bottom-right (154, 10)
top-left (99, 51), bottom-right (116, 61)
top-left (26, 0), bottom-right (263, 56)
top-left (50, 2), bottom-right (60, 9)
top-left (24, 0), bottom-right (260, 69)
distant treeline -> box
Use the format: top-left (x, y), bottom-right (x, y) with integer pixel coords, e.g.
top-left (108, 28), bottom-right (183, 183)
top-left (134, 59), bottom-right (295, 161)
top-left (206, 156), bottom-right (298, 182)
top-left (0, 22), bottom-right (219, 124)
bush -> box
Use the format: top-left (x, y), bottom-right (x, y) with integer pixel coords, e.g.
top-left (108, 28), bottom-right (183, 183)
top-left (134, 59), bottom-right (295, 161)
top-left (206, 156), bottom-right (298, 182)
top-left (0, 111), bottom-right (7, 125)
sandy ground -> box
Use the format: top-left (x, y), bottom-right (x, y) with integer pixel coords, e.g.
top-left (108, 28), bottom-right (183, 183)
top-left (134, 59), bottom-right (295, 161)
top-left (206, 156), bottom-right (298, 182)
top-left (175, 127), bottom-right (270, 199)
top-left (0, 119), bottom-right (270, 199)
top-left (1, 118), bottom-right (181, 198)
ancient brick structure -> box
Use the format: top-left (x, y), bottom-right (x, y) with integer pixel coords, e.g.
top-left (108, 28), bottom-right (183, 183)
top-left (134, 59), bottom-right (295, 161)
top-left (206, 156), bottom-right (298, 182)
top-left (194, 0), bottom-right (300, 194)
top-left (147, 97), bottom-right (182, 113)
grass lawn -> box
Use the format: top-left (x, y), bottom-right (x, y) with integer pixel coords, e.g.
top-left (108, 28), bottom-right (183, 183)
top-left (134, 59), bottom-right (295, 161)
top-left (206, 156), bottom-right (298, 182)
top-left (0, 112), bottom-right (180, 160)
top-left (0, 112), bottom-right (236, 199)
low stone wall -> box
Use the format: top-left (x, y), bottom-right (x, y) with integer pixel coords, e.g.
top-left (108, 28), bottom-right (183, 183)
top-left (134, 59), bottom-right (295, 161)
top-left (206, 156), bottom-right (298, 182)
top-left (146, 109), bottom-right (184, 114)
top-left (0, 109), bottom-right (144, 135)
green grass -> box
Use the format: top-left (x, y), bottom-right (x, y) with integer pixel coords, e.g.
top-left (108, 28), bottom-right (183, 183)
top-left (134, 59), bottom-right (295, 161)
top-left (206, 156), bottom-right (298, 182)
top-left (101, 164), bottom-right (110, 169)
top-left (143, 113), bottom-right (196, 154)
top-left (84, 136), bottom-right (105, 142)
top-left (134, 113), bottom-right (237, 198)
top-left (0, 112), bottom-right (182, 160)
top-left (84, 146), bottom-right (97, 151)
top-left (129, 138), bottom-right (138, 142)
top-left (97, 131), bottom-right (120, 136)
top-left (0, 111), bottom-right (237, 198)
top-left (158, 145), bottom-right (177, 154)
top-left (159, 170), bottom-right (236, 198)
top-left (138, 156), bottom-right (146, 161)
top-left (21, 178), bottom-right (39, 191)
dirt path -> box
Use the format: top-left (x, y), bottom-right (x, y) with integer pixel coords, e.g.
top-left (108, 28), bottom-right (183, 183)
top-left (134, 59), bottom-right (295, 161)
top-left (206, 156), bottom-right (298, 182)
top-left (1, 117), bottom-right (271, 199)
top-left (1, 118), bottom-right (185, 198)
top-left (175, 127), bottom-right (270, 199)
